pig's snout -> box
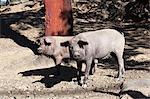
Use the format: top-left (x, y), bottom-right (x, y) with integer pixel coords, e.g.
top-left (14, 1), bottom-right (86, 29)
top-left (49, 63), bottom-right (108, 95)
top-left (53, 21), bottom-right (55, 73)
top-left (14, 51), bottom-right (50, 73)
top-left (73, 52), bottom-right (81, 59)
top-left (73, 54), bottom-right (80, 58)
top-left (37, 47), bottom-right (43, 53)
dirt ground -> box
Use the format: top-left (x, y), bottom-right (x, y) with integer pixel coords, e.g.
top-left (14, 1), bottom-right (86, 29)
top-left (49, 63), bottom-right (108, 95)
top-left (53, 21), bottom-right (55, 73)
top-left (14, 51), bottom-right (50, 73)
top-left (0, 1), bottom-right (150, 99)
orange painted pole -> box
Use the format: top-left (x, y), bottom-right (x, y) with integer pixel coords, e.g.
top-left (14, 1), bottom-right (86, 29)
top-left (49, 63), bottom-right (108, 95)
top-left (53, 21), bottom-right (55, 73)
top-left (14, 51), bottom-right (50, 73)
top-left (44, 0), bottom-right (73, 36)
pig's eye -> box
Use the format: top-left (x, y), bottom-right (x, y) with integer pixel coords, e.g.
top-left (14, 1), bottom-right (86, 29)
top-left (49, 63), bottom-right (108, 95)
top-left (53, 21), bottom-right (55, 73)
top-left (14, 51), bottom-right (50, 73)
top-left (70, 46), bottom-right (73, 50)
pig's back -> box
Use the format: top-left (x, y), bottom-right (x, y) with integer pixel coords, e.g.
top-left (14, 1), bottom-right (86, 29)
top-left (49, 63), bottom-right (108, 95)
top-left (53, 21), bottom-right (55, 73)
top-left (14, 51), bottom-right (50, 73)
top-left (78, 29), bottom-right (123, 40)
top-left (52, 36), bottom-right (73, 42)
top-left (77, 29), bottom-right (124, 58)
top-left (52, 36), bottom-right (73, 44)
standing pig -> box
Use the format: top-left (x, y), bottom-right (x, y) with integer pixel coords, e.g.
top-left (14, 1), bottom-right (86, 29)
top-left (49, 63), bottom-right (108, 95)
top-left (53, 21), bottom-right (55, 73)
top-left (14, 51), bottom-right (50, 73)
top-left (37, 36), bottom-right (73, 74)
top-left (61, 29), bottom-right (125, 86)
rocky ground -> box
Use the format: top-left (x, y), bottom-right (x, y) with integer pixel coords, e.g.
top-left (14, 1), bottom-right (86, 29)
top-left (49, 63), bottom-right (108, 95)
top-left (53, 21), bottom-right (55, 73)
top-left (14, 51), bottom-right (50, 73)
top-left (0, 1), bottom-right (150, 99)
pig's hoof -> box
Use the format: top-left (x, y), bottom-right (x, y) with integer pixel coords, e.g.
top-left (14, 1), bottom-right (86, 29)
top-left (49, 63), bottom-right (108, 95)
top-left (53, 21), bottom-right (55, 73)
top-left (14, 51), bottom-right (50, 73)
top-left (72, 78), bottom-right (80, 83)
top-left (82, 84), bottom-right (88, 88)
top-left (116, 78), bottom-right (120, 82)
top-left (78, 82), bottom-right (82, 86)
top-left (115, 77), bottom-right (124, 82)
top-left (72, 78), bottom-right (77, 82)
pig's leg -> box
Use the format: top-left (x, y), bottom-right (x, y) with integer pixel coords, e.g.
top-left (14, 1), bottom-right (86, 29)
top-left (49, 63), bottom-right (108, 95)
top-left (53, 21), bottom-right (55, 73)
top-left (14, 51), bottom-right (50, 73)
top-left (90, 59), bottom-right (98, 75)
top-left (77, 61), bottom-right (82, 85)
top-left (116, 52), bottom-right (125, 79)
top-left (90, 61), bottom-right (95, 75)
top-left (82, 57), bottom-right (93, 86)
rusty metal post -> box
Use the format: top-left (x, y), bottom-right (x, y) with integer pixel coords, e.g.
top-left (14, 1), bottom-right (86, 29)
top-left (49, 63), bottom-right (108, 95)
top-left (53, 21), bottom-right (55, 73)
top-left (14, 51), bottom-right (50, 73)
top-left (44, 0), bottom-right (73, 36)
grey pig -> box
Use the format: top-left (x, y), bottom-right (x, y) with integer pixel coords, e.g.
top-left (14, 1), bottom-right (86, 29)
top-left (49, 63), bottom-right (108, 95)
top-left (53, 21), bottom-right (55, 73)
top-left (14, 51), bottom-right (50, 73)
top-left (37, 36), bottom-right (73, 74)
top-left (61, 29), bottom-right (125, 87)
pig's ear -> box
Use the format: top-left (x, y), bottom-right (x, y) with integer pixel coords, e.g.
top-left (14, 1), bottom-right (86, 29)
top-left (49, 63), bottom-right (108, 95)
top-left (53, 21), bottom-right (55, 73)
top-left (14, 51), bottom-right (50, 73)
top-left (78, 40), bottom-right (88, 48)
top-left (60, 41), bottom-right (70, 47)
top-left (78, 40), bottom-right (88, 45)
top-left (44, 39), bottom-right (51, 46)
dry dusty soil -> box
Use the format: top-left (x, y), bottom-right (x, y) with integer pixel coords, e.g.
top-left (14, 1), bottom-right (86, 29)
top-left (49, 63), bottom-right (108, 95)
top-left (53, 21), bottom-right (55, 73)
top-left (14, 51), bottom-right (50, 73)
top-left (0, 2), bottom-right (150, 99)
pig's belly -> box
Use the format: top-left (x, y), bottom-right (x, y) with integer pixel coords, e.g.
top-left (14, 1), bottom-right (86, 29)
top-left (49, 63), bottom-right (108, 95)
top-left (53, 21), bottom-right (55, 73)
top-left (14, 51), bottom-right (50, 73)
top-left (94, 51), bottom-right (111, 59)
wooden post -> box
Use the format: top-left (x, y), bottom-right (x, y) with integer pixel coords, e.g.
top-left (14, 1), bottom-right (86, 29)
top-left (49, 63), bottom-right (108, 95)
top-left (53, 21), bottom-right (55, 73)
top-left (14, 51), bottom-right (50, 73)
top-left (44, 0), bottom-right (73, 36)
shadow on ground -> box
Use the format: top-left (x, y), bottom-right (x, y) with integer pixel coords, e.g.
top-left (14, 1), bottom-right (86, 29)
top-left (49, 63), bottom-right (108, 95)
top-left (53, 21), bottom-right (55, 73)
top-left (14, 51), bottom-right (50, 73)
top-left (94, 89), bottom-right (150, 99)
top-left (120, 90), bottom-right (150, 99)
top-left (19, 65), bottom-right (78, 88)
top-left (0, 7), bottom-right (45, 54)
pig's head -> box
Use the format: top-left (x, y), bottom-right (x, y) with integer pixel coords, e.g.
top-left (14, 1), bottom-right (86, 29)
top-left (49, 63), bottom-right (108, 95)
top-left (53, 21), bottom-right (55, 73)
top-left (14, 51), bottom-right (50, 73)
top-left (37, 36), bottom-right (56, 56)
top-left (61, 37), bottom-right (88, 60)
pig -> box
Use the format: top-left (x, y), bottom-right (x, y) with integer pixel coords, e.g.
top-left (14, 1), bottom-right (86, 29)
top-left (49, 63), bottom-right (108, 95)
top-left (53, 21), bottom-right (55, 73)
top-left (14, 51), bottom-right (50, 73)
top-left (37, 36), bottom-right (73, 74)
top-left (61, 29), bottom-right (125, 87)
